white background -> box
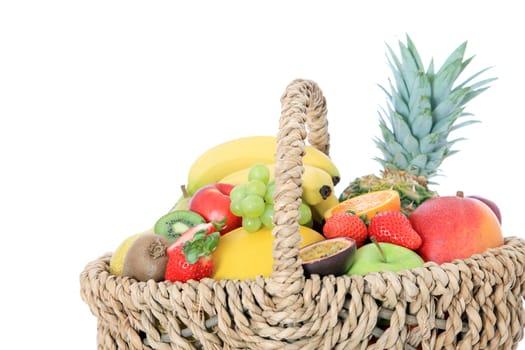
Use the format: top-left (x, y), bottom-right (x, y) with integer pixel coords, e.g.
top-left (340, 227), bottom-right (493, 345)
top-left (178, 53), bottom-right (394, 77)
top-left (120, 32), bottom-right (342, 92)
top-left (1, 1), bottom-right (524, 349)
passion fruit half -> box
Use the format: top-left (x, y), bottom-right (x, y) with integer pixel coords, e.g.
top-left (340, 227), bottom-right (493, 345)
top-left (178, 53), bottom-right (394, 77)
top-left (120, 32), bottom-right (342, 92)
top-left (299, 237), bottom-right (356, 277)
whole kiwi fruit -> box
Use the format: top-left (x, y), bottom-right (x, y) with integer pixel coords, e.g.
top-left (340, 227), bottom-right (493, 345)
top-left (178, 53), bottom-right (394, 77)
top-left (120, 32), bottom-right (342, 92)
top-left (122, 233), bottom-right (171, 282)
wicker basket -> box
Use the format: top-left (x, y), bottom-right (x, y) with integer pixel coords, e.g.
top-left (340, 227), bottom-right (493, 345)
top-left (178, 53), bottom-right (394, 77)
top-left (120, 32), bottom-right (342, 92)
top-left (80, 79), bottom-right (525, 349)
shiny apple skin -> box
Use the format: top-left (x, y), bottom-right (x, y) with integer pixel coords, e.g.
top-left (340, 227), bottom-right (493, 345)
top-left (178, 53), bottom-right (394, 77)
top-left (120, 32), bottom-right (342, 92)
top-left (189, 183), bottom-right (242, 235)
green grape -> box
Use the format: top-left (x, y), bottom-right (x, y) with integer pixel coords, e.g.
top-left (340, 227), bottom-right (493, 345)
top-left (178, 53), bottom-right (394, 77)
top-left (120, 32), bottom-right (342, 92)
top-left (241, 194), bottom-right (265, 218)
top-left (246, 179), bottom-right (267, 197)
top-left (248, 163), bottom-right (270, 184)
top-left (243, 216), bottom-right (262, 233)
top-left (264, 180), bottom-right (276, 204)
top-left (230, 200), bottom-right (244, 217)
top-left (298, 202), bottom-right (313, 225)
top-left (261, 204), bottom-right (274, 228)
top-left (229, 184), bottom-right (247, 203)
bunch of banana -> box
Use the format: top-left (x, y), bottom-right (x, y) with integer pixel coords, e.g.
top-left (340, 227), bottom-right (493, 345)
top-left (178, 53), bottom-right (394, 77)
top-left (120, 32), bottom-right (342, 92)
top-left (186, 135), bottom-right (340, 196)
top-left (219, 163), bottom-right (335, 207)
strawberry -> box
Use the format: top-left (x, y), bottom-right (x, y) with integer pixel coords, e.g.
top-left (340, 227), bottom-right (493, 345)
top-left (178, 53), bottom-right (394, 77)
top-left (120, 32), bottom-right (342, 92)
top-left (323, 212), bottom-right (368, 247)
top-left (164, 228), bottom-right (220, 282)
top-left (171, 219), bottom-right (224, 250)
top-left (367, 210), bottom-right (422, 250)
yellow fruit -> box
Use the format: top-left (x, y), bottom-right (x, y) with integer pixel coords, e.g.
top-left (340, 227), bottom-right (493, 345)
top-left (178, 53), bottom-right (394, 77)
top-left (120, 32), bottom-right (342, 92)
top-left (212, 225), bottom-right (325, 280)
top-left (109, 229), bottom-right (152, 276)
top-left (324, 190), bottom-right (401, 221)
top-left (311, 192), bottom-right (340, 223)
top-left (220, 163), bottom-right (335, 206)
top-left (186, 135), bottom-right (340, 195)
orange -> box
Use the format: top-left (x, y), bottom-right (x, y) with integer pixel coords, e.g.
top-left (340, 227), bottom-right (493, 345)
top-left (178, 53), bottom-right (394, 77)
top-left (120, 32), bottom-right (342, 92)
top-left (324, 190), bottom-right (401, 221)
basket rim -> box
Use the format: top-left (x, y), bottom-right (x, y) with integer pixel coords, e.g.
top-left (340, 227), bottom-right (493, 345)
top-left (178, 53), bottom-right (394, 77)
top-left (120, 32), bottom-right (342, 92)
top-left (83, 236), bottom-right (525, 286)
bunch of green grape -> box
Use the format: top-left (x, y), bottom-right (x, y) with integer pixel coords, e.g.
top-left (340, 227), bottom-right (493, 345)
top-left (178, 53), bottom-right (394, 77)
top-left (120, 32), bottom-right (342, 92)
top-left (229, 163), bottom-right (313, 232)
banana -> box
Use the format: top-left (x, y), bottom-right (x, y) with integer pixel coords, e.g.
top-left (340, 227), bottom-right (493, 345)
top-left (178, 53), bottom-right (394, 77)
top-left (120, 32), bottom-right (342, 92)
top-left (300, 165), bottom-right (335, 206)
top-left (186, 135), bottom-right (340, 195)
top-left (219, 163), bottom-right (334, 207)
top-left (219, 164), bottom-right (272, 185)
top-left (311, 192), bottom-right (340, 225)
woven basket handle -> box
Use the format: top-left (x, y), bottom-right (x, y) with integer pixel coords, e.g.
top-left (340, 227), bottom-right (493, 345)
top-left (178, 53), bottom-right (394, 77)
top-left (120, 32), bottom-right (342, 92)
top-left (266, 79), bottom-right (329, 301)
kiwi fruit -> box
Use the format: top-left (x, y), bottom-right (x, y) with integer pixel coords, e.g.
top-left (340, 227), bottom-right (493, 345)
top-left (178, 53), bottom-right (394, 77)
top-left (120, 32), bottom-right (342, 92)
top-left (122, 233), bottom-right (171, 282)
top-left (154, 210), bottom-right (205, 242)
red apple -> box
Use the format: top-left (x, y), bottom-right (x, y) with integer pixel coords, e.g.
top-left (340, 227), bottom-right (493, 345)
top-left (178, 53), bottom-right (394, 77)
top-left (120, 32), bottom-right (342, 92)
top-left (189, 183), bottom-right (242, 235)
top-left (409, 191), bottom-right (503, 264)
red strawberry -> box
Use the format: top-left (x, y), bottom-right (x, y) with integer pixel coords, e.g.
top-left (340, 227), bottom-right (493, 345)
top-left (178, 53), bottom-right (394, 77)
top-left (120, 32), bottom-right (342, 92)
top-left (171, 219), bottom-right (224, 250)
top-left (164, 228), bottom-right (220, 282)
top-left (368, 210), bottom-right (422, 250)
top-left (323, 212), bottom-right (368, 247)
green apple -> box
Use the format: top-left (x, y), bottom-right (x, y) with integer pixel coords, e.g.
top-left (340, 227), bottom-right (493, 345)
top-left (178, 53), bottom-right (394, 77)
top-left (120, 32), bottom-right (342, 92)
top-left (347, 240), bottom-right (424, 275)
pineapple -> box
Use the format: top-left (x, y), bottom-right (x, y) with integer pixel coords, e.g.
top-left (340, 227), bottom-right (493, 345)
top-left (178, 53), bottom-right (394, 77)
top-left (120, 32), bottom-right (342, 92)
top-left (340, 35), bottom-right (496, 213)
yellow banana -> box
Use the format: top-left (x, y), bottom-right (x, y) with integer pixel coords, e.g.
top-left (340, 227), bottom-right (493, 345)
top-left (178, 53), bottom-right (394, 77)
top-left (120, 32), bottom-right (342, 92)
top-left (300, 165), bottom-right (335, 206)
top-left (186, 135), bottom-right (340, 195)
top-left (219, 164), bottom-right (273, 185)
top-left (219, 163), bottom-right (334, 207)
top-left (311, 192), bottom-right (340, 225)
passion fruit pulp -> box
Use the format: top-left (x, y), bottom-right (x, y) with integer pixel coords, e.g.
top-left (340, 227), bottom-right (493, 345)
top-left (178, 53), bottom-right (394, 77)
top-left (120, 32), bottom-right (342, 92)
top-left (299, 237), bottom-right (356, 277)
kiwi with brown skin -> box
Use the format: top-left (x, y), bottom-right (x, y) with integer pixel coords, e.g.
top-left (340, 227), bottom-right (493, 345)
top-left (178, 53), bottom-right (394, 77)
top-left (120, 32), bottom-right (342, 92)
top-left (122, 233), bottom-right (171, 282)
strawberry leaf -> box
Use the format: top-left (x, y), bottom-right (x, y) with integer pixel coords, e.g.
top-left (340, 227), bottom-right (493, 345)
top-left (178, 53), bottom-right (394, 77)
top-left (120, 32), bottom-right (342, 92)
top-left (211, 218), bottom-right (227, 232)
top-left (182, 230), bottom-right (220, 264)
top-left (184, 247), bottom-right (200, 264)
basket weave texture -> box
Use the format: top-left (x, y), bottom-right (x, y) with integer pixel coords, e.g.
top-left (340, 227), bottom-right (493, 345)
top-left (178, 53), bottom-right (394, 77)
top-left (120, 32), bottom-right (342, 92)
top-left (80, 79), bottom-right (525, 350)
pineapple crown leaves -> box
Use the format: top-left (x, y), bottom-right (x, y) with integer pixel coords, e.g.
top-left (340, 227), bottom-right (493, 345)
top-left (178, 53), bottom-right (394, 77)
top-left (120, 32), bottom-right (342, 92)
top-left (375, 34), bottom-right (497, 179)
top-left (182, 230), bottom-right (220, 264)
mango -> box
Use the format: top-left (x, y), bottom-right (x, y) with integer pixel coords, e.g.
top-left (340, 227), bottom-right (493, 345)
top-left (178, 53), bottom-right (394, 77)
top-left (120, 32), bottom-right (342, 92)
top-left (409, 192), bottom-right (503, 264)
top-left (212, 226), bottom-right (324, 280)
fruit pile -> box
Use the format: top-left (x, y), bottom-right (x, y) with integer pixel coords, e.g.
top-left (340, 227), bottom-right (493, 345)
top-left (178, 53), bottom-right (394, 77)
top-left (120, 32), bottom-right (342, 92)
top-left (109, 35), bottom-right (504, 283)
